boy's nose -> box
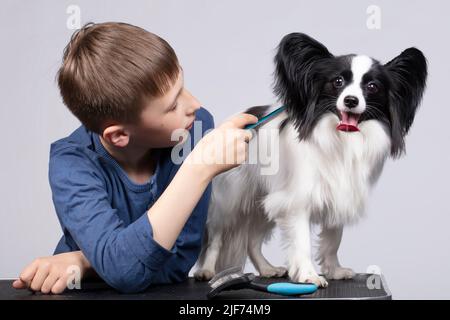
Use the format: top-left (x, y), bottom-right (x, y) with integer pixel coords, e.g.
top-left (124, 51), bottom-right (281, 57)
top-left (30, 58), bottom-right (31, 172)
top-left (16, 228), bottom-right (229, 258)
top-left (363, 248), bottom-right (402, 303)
top-left (185, 90), bottom-right (201, 114)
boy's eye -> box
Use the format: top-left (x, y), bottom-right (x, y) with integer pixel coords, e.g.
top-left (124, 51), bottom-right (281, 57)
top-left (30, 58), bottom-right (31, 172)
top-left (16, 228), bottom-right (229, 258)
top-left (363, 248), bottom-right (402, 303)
top-left (171, 103), bottom-right (178, 111)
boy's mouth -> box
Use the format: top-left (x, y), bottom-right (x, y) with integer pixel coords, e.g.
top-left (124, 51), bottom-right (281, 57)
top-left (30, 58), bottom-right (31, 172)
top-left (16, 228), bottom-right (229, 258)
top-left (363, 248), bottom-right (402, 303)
top-left (336, 111), bottom-right (361, 132)
top-left (185, 118), bottom-right (195, 130)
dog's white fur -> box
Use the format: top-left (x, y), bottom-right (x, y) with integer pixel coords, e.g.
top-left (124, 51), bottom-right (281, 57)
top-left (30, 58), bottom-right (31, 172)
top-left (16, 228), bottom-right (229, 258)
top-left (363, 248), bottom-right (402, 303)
top-left (195, 110), bottom-right (391, 287)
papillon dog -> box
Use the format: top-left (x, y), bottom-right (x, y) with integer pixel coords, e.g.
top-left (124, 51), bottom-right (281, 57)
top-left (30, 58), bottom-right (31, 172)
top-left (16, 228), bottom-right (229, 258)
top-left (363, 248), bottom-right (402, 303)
top-left (194, 33), bottom-right (427, 287)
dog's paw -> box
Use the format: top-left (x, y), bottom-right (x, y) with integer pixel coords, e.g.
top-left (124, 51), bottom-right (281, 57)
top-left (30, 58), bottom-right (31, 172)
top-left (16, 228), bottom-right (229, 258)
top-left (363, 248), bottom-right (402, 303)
top-left (300, 273), bottom-right (328, 288)
top-left (194, 269), bottom-right (215, 281)
top-left (290, 266), bottom-right (328, 288)
top-left (322, 266), bottom-right (355, 280)
top-left (259, 266), bottom-right (288, 278)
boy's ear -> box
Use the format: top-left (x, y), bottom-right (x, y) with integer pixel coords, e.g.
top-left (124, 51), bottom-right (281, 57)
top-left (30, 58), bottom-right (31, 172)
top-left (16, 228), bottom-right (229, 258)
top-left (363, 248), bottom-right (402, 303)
top-left (384, 47), bottom-right (427, 157)
top-left (102, 125), bottom-right (130, 148)
top-left (273, 33), bottom-right (332, 110)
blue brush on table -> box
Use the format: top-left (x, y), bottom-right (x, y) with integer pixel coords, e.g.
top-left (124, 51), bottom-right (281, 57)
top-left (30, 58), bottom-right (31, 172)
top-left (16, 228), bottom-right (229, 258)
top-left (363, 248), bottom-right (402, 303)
top-left (207, 266), bottom-right (318, 299)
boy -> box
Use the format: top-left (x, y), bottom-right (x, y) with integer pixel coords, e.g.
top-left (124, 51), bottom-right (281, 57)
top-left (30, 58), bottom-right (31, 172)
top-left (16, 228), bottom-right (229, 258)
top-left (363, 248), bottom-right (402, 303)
top-left (12, 22), bottom-right (257, 294)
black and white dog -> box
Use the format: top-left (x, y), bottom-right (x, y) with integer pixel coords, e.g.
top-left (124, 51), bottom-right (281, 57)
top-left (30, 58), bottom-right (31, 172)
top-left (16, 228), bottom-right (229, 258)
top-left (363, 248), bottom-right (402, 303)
top-left (194, 33), bottom-right (427, 287)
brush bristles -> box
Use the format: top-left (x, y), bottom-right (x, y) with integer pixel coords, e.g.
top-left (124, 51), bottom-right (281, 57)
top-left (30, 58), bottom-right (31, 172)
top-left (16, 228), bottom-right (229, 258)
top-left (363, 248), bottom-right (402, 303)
top-left (210, 272), bottom-right (243, 289)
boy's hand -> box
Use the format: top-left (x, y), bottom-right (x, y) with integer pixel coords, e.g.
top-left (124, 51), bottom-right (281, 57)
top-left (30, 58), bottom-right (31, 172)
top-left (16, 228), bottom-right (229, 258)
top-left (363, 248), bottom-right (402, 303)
top-left (12, 251), bottom-right (92, 294)
top-left (186, 113), bottom-right (258, 178)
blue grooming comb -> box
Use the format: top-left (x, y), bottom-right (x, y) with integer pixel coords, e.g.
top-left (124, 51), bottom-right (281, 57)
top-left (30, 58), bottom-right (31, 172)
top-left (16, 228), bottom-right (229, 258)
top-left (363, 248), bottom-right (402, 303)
top-left (244, 105), bottom-right (286, 130)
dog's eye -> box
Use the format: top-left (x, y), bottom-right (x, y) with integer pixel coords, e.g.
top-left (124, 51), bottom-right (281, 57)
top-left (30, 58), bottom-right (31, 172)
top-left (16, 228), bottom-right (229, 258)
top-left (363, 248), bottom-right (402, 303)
top-left (333, 76), bottom-right (344, 88)
top-left (367, 82), bottom-right (379, 94)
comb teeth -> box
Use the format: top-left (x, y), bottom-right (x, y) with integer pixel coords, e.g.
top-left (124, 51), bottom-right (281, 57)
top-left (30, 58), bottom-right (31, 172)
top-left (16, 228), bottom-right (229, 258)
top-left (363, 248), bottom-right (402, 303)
top-left (208, 266), bottom-right (244, 288)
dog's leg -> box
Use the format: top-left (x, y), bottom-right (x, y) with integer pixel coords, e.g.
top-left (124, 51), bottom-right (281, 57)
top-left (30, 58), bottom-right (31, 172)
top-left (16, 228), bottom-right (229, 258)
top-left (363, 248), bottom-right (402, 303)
top-left (194, 231), bottom-right (222, 281)
top-left (317, 225), bottom-right (355, 280)
top-left (248, 220), bottom-right (287, 278)
top-left (284, 212), bottom-right (328, 287)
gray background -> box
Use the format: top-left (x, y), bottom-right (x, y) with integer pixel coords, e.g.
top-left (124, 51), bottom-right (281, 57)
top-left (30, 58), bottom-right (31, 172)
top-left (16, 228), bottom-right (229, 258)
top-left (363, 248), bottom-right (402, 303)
top-left (1, 0), bottom-right (449, 299)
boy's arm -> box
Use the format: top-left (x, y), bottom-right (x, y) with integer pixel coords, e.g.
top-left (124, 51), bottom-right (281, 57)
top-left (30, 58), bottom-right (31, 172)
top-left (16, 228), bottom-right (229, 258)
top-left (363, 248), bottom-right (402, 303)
top-left (145, 113), bottom-right (257, 284)
top-left (146, 113), bottom-right (255, 250)
top-left (47, 113), bottom-right (255, 293)
top-left (148, 184), bottom-right (211, 284)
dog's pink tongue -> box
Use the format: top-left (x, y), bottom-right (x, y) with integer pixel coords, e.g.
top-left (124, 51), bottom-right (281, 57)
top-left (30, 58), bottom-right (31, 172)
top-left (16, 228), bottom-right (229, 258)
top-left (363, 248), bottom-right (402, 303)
top-left (337, 111), bottom-right (360, 132)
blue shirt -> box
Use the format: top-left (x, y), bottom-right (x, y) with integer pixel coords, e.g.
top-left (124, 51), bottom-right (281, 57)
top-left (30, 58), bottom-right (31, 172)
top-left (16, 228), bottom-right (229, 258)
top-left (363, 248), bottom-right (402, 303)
top-left (49, 107), bottom-right (214, 293)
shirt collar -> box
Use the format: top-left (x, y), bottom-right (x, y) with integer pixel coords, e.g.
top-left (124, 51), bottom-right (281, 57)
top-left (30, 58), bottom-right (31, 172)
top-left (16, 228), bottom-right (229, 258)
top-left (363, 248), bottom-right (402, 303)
top-left (93, 133), bottom-right (161, 193)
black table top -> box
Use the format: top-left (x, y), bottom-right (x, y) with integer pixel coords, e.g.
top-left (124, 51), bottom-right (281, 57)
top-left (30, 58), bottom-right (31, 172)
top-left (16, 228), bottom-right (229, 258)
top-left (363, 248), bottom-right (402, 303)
top-left (0, 274), bottom-right (391, 300)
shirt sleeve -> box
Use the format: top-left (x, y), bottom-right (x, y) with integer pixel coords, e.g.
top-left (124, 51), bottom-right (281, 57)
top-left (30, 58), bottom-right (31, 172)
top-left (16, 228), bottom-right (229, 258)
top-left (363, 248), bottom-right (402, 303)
top-left (49, 148), bottom-right (176, 293)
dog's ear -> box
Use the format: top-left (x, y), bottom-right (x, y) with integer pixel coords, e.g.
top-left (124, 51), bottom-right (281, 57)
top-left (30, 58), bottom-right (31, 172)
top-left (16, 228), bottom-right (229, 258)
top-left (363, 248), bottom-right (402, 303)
top-left (273, 33), bottom-right (332, 139)
top-left (274, 33), bottom-right (332, 110)
top-left (385, 48), bottom-right (427, 157)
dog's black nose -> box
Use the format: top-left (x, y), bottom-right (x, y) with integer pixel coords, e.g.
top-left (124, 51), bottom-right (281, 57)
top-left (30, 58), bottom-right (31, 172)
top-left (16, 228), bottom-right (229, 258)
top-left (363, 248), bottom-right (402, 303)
top-left (344, 96), bottom-right (359, 109)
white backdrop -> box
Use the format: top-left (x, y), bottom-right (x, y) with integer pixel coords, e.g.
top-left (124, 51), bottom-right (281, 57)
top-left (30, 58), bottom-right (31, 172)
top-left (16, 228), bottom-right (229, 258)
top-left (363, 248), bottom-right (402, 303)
top-left (1, 0), bottom-right (449, 299)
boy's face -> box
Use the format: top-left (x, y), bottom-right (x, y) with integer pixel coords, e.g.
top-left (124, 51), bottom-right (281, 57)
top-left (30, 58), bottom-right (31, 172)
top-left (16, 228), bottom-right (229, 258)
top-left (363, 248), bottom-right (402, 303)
top-left (128, 68), bottom-right (201, 148)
